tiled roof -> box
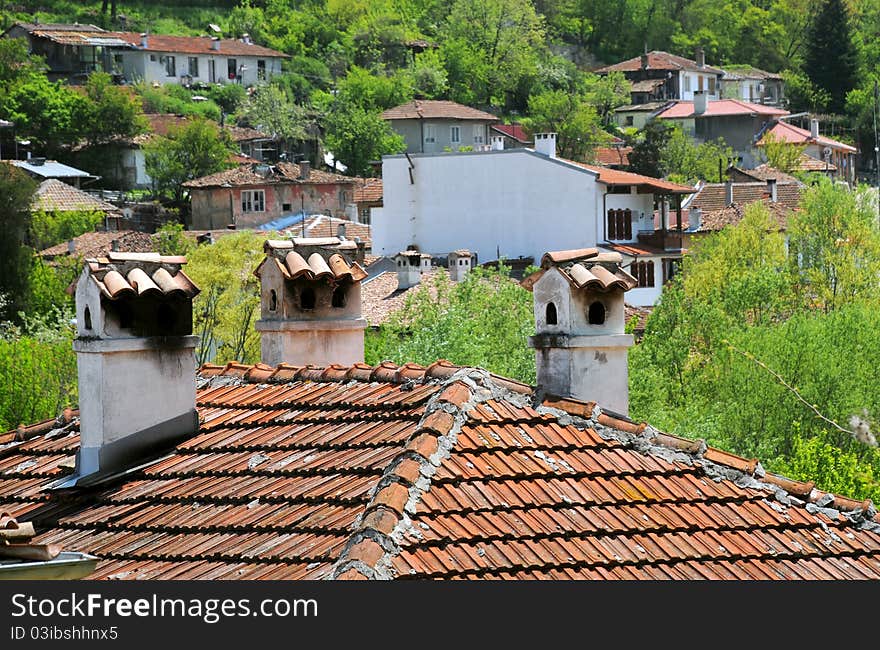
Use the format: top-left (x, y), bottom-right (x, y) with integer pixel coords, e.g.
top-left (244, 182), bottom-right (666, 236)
top-left (256, 240), bottom-right (367, 283)
top-left (491, 123), bottom-right (531, 143)
top-left (361, 269), bottom-right (445, 325)
top-left (3, 361), bottom-right (879, 580)
top-left (695, 200), bottom-right (792, 233)
top-left (615, 102), bottom-right (671, 113)
top-left (596, 51), bottom-right (725, 76)
top-left (32, 179), bottom-right (120, 214)
top-left (298, 215), bottom-right (372, 249)
top-left (111, 32), bottom-right (287, 58)
top-left (656, 99), bottom-right (789, 119)
top-left (39, 230), bottom-right (156, 260)
top-left (630, 79), bottom-right (666, 93)
top-left (183, 162), bottom-right (356, 189)
top-left (593, 146), bottom-right (632, 167)
top-left (729, 165), bottom-right (801, 184)
top-left (381, 100), bottom-right (498, 122)
top-left (83, 252), bottom-right (199, 300)
top-left (564, 159), bottom-right (695, 194)
top-left (689, 181), bottom-right (802, 212)
top-left (522, 249), bottom-right (638, 292)
top-left (13, 22), bottom-right (105, 33)
top-left (758, 121), bottom-right (858, 153)
top-left (722, 65), bottom-right (783, 81)
top-left (797, 152), bottom-right (837, 172)
top-left (624, 303), bottom-right (653, 338)
top-left (353, 178), bottom-right (383, 204)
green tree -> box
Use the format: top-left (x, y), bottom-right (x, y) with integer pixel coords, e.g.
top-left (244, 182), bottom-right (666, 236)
top-left (627, 120), bottom-right (674, 178)
top-left (154, 222), bottom-right (195, 257)
top-left (29, 209), bottom-right (103, 251)
top-left (661, 127), bottom-right (734, 184)
top-left (805, 0), bottom-right (859, 113)
top-left (1, 76), bottom-right (88, 158)
top-left (760, 131), bottom-right (807, 173)
top-left (80, 72), bottom-right (147, 146)
top-left (782, 69), bottom-right (830, 113)
top-left (0, 165), bottom-right (36, 321)
top-left (585, 71), bottom-right (631, 127)
top-left (323, 103), bottom-right (405, 177)
top-left (236, 84), bottom-right (313, 151)
top-left (144, 118), bottom-right (235, 203)
top-left (523, 89), bottom-right (610, 161)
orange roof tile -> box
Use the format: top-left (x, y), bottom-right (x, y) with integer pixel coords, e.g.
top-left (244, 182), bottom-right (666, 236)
top-left (656, 99), bottom-right (788, 119)
top-left (183, 162), bottom-right (356, 189)
top-left (84, 252), bottom-right (199, 300)
top-left (758, 121), bottom-right (857, 153)
top-left (256, 240), bottom-right (367, 283)
top-left (3, 361), bottom-right (879, 580)
top-left (564, 159), bottom-right (695, 194)
top-left (381, 100), bottom-right (498, 122)
top-left (595, 50), bottom-right (725, 76)
top-left (689, 181), bottom-right (802, 212)
top-left (39, 230), bottom-right (156, 260)
top-left (594, 146), bottom-right (632, 167)
top-left (353, 178), bottom-right (383, 204)
top-left (111, 32), bottom-right (287, 58)
top-left (32, 179), bottom-right (120, 214)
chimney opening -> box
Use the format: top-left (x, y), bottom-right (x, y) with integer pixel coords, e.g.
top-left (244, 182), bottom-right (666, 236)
top-left (83, 306), bottom-right (92, 331)
top-left (588, 301), bottom-right (606, 325)
top-left (156, 302), bottom-right (176, 333)
top-left (269, 289), bottom-right (277, 312)
top-left (546, 302), bottom-right (558, 326)
top-left (331, 285), bottom-right (347, 308)
top-left (299, 286), bottom-right (316, 310)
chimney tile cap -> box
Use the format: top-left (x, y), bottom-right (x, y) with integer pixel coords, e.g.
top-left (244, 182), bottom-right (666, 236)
top-left (83, 254), bottom-right (199, 300)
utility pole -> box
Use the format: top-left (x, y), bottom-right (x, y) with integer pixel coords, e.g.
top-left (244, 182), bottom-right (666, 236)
top-left (874, 79), bottom-right (879, 221)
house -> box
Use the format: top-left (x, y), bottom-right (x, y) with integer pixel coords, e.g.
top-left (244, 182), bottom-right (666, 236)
top-left (490, 123), bottom-right (533, 149)
top-left (720, 65), bottom-right (785, 107)
top-left (757, 118), bottom-right (857, 184)
top-left (10, 158), bottom-right (94, 188)
top-left (373, 133), bottom-right (694, 307)
top-left (656, 94), bottom-right (790, 168)
top-left (596, 48), bottom-right (724, 102)
top-left (350, 178), bottom-right (383, 225)
top-left (381, 100), bottom-right (499, 154)
top-left (593, 144), bottom-right (632, 169)
top-left (1, 22), bottom-right (130, 82)
top-left (110, 32), bottom-right (288, 87)
top-left (613, 101), bottom-right (671, 130)
top-left (38, 229), bottom-right (156, 263)
top-left (3, 244), bottom-right (880, 580)
top-left (31, 178), bottom-right (120, 220)
top-left (183, 161), bottom-right (358, 230)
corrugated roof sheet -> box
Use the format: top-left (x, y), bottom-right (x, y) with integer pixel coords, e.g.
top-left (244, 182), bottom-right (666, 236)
top-left (10, 160), bottom-right (91, 179)
top-left (382, 100), bottom-right (498, 122)
top-left (3, 361), bottom-right (878, 579)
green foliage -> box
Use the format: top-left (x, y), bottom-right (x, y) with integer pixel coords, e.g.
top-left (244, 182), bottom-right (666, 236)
top-left (236, 84), bottom-right (312, 144)
top-left (760, 131), bottom-right (807, 174)
top-left (584, 72), bottom-right (632, 127)
top-left (27, 256), bottom-right (74, 318)
top-left (627, 120), bottom-right (674, 178)
top-left (153, 222), bottom-right (195, 256)
top-left (805, 0), bottom-right (859, 113)
top-left (366, 264), bottom-right (536, 383)
top-left (184, 231), bottom-right (265, 366)
top-left (144, 117), bottom-right (235, 203)
top-left (0, 165), bottom-right (36, 321)
top-left (323, 103), bottom-right (405, 177)
top-left (523, 89), bottom-right (609, 161)
top-left (135, 83), bottom-right (222, 121)
top-left (205, 82), bottom-right (247, 115)
top-left (29, 210), bottom-right (103, 252)
top-left (80, 72), bottom-right (147, 145)
top-left (661, 127), bottom-right (734, 184)
top-left (332, 66), bottom-right (414, 113)
top-left (781, 69), bottom-right (831, 113)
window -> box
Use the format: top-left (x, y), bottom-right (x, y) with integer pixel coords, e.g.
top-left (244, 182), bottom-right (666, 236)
top-left (164, 55), bottom-right (176, 77)
top-left (632, 260), bottom-right (655, 288)
top-left (282, 203), bottom-right (291, 212)
top-left (424, 125), bottom-right (436, 143)
top-left (83, 306), bottom-right (92, 331)
top-left (474, 134), bottom-right (484, 144)
top-left (625, 115), bottom-right (634, 126)
top-left (269, 289), bottom-right (277, 312)
top-left (257, 59), bottom-right (266, 81)
top-left (662, 258), bottom-right (681, 284)
top-left (360, 207), bottom-right (371, 225)
top-left (241, 190), bottom-right (265, 213)
top-left (112, 53), bottom-right (123, 73)
top-left (228, 58), bottom-right (238, 80)
top-left (188, 56), bottom-right (199, 77)
top-left (708, 76), bottom-right (716, 93)
top-left (450, 126), bottom-right (461, 143)
top-left (683, 75), bottom-right (691, 92)
top-left (606, 208), bottom-right (633, 240)
top-left (697, 75), bottom-right (704, 91)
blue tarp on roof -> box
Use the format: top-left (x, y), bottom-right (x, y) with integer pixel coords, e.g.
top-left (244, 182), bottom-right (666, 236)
top-left (260, 211), bottom-right (307, 231)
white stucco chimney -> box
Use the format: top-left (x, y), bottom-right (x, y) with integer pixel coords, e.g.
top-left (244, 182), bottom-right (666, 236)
top-left (767, 178), bottom-right (778, 202)
top-left (69, 253), bottom-right (200, 484)
top-left (254, 239), bottom-right (368, 366)
top-left (695, 46), bottom-right (705, 68)
top-left (693, 90), bottom-right (708, 115)
top-left (725, 179), bottom-right (734, 206)
top-left (534, 133), bottom-right (557, 158)
top-left (140, 32), bottom-right (148, 49)
top-left (448, 249), bottom-right (475, 282)
top-left (490, 135), bottom-right (505, 151)
top-left (688, 206), bottom-right (702, 231)
top-left (211, 36), bottom-right (220, 51)
top-left (395, 249), bottom-right (431, 289)
top-left (525, 249), bottom-right (637, 416)
top-left (810, 118), bottom-right (819, 139)
top-left (67, 239), bottom-right (76, 254)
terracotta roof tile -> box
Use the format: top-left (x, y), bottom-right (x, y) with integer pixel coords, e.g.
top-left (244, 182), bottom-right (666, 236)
top-left (3, 361), bottom-right (880, 580)
top-left (522, 248), bottom-right (637, 293)
top-left (564, 159), bottom-right (695, 194)
top-left (183, 162), bottom-right (356, 189)
top-left (381, 100), bottom-right (498, 122)
top-left (84, 252), bottom-right (199, 300)
top-left (491, 123), bottom-right (531, 143)
top-left (111, 32), bottom-right (287, 58)
top-left (657, 99), bottom-right (788, 119)
top-left (594, 146), bottom-right (632, 167)
top-left (596, 50), bottom-right (724, 75)
top-left (353, 178), bottom-right (383, 204)
top-left (32, 179), bottom-right (119, 214)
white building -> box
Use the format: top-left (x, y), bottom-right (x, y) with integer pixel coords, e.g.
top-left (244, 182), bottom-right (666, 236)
top-left (373, 134), bottom-right (694, 306)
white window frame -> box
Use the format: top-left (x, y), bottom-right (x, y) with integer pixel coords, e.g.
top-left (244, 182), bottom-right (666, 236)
top-left (164, 55), bottom-right (176, 77)
top-left (241, 189), bottom-right (265, 213)
top-left (683, 74), bottom-right (691, 92)
top-left (424, 125), bottom-right (436, 143)
top-left (450, 126), bottom-right (461, 144)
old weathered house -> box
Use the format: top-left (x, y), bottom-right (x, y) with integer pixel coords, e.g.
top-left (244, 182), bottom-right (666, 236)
top-left (2, 245), bottom-right (879, 580)
top-left (381, 100), bottom-right (499, 154)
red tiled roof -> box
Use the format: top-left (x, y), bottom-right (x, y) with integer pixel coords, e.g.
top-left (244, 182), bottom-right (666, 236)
top-left (657, 99), bottom-right (789, 119)
top-left (111, 32), bottom-right (287, 58)
top-left (522, 249), bottom-right (637, 292)
top-left (381, 100), bottom-right (498, 122)
top-left (183, 162), bottom-right (356, 189)
top-left (689, 181), bottom-right (802, 212)
top-left (491, 123), bottom-right (531, 143)
top-left (83, 252), bottom-right (199, 300)
top-left (361, 268), bottom-right (445, 325)
top-left (297, 215), bottom-right (372, 249)
top-left (39, 230), bottom-right (156, 260)
top-left (594, 146), bottom-right (632, 167)
top-left (353, 178), bottom-right (383, 204)
top-left (758, 121), bottom-right (858, 153)
top-left (564, 159), bottom-right (695, 194)
top-left (255, 240), bottom-right (367, 283)
top-left (3, 361), bottom-right (879, 580)
top-left (729, 165), bottom-right (801, 184)
top-left (797, 152), bottom-right (837, 172)
top-left (596, 51), bottom-right (724, 76)
top-left (32, 179), bottom-right (119, 214)
top-left (695, 200), bottom-right (792, 233)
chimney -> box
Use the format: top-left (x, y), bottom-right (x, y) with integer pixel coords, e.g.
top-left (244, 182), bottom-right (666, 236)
top-left (695, 46), bottom-right (705, 68)
top-left (211, 36), bottom-right (220, 51)
top-left (640, 53), bottom-right (649, 70)
top-left (140, 32), bottom-right (148, 49)
top-left (693, 90), bottom-right (707, 115)
top-left (298, 161), bottom-right (311, 180)
top-left (688, 206), bottom-right (702, 231)
top-left (525, 249), bottom-right (637, 416)
top-left (395, 249), bottom-right (430, 289)
top-left (448, 249), bottom-right (474, 282)
top-left (336, 222), bottom-right (347, 240)
top-left (767, 178), bottom-right (778, 202)
top-left (490, 135), bottom-right (505, 151)
top-left (534, 133), bottom-right (557, 159)
top-left (725, 179), bottom-right (734, 206)
top-left (67, 239), bottom-right (76, 254)
top-left (110, 239), bottom-right (119, 252)
top-left (241, 33), bottom-right (251, 45)
top-left (810, 118), bottom-right (819, 139)
top-left (68, 253), bottom-right (200, 484)
top-left (254, 240), bottom-right (367, 366)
